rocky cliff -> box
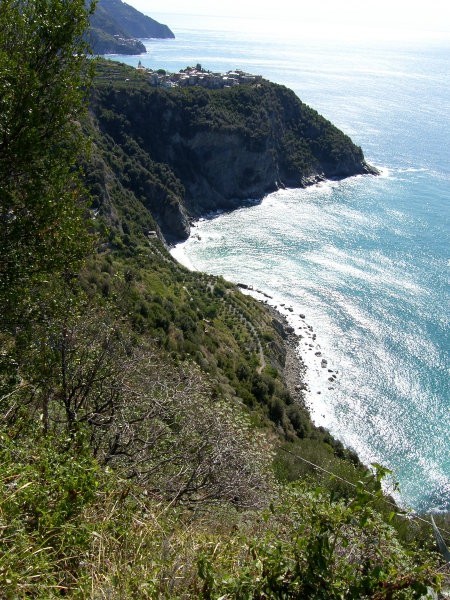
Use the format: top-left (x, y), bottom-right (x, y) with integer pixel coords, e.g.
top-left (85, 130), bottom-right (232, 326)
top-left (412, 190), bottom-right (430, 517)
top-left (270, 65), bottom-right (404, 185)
top-left (88, 61), bottom-right (378, 241)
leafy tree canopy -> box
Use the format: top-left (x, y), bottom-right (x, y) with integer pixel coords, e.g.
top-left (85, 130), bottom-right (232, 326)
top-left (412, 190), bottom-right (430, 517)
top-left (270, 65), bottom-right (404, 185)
top-left (0, 0), bottom-right (94, 331)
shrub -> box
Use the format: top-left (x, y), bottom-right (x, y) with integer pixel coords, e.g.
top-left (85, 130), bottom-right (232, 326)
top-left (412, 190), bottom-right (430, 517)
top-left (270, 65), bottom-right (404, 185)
top-left (0, 426), bottom-right (98, 596)
top-left (198, 480), bottom-right (440, 599)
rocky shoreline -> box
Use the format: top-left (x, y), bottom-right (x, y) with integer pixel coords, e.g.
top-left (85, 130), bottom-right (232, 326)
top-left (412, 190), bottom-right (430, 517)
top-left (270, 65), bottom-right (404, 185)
top-left (237, 286), bottom-right (366, 464)
top-left (264, 303), bottom-right (309, 409)
top-left (236, 284), bottom-right (326, 412)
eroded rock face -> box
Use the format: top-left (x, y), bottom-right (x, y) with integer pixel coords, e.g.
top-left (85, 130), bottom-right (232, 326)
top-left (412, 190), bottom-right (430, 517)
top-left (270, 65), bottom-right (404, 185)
top-left (158, 198), bottom-right (190, 242)
top-left (91, 65), bottom-right (378, 241)
top-left (179, 130), bottom-right (279, 216)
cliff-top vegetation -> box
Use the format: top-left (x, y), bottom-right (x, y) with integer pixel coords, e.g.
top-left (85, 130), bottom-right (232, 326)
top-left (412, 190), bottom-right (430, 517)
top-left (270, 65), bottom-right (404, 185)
top-left (0, 1), bottom-right (448, 597)
top-left (90, 59), bottom-right (377, 240)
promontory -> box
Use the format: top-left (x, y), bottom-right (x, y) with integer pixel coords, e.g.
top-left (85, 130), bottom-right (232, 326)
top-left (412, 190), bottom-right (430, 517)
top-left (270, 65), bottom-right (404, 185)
top-left (89, 60), bottom-right (378, 241)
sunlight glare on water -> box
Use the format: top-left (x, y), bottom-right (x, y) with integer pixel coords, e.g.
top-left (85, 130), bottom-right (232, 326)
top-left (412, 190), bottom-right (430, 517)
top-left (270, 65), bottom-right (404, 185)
top-left (114, 24), bottom-right (450, 512)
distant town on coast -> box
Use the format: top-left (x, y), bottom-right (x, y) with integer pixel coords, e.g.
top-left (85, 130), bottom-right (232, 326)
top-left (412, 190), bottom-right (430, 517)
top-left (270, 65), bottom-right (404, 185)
top-left (136, 62), bottom-right (263, 89)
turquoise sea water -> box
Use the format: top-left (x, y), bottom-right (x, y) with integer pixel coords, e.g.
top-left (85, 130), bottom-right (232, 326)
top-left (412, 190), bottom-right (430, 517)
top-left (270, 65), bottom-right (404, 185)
top-left (111, 21), bottom-right (450, 512)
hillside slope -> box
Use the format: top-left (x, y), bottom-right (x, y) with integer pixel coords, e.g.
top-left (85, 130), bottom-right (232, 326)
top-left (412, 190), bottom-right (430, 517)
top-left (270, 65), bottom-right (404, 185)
top-left (1, 2), bottom-right (444, 587)
top-left (83, 59), bottom-right (384, 472)
top-left (1, 2), bottom-right (445, 595)
top-left (84, 58), bottom-right (380, 475)
top-left (90, 60), bottom-right (377, 240)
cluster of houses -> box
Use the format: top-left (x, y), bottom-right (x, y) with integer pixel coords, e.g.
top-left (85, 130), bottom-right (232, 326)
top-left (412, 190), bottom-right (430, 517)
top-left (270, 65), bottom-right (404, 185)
top-left (137, 63), bottom-right (263, 89)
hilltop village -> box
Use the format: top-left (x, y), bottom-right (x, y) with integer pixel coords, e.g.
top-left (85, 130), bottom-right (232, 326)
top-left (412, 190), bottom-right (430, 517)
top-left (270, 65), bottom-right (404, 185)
top-left (137, 62), bottom-right (263, 89)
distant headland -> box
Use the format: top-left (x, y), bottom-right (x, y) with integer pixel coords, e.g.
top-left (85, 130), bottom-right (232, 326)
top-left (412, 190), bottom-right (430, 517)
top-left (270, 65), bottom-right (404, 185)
top-left (88, 0), bottom-right (174, 55)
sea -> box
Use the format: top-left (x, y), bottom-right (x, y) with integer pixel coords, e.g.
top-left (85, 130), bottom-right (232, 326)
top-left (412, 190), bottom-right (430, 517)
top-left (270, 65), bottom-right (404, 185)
top-left (107, 15), bottom-right (450, 513)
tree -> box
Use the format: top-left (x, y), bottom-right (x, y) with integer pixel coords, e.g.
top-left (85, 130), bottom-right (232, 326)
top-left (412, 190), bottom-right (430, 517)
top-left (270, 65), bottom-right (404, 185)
top-left (0, 0), bottom-right (95, 332)
top-left (10, 307), bottom-right (273, 507)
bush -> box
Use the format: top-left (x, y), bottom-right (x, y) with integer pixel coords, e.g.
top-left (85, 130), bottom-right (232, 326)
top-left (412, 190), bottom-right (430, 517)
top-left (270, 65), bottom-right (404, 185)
top-left (0, 426), bottom-right (98, 596)
top-left (198, 480), bottom-right (440, 599)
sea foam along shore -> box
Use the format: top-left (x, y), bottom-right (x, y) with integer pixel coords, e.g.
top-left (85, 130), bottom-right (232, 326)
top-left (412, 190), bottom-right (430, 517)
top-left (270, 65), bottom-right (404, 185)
top-left (184, 211), bottom-right (335, 403)
top-left (237, 285), bottom-right (345, 425)
top-left (170, 239), bottom-right (336, 438)
top-left (169, 171), bottom-right (384, 442)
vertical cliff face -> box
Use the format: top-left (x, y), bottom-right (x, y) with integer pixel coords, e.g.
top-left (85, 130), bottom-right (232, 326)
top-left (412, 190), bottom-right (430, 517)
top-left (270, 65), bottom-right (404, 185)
top-left (165, 129), bottom-right (281, 216)
top-left (89, 62), bottom-right (377, 240)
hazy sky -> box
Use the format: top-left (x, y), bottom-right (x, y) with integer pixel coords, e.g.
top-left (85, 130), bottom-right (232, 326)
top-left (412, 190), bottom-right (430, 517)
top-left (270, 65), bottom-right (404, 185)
top-left (125, 0), bottom-right (450, 37)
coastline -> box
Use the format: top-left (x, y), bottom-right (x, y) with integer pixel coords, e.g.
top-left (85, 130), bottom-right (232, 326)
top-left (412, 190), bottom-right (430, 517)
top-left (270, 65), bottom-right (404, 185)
top-left (106, 25), bottom-right (446, 516)
top-left (169, 168), bottom-right (450, 514)
top-left (171, 235), bottom-right (359, 466)
top-left (169, 168), bottom-right (379, 244)
top-left (169, 193), bottom-right (357, 448)
top-left (171, 239), bottom-right (310, 402)
top-left (240, 290), bottom-right (309, 408)
top-left (239, 287), bottom-right (339, 428)
top-left (168, 170), bottom-right (386, 431)
top-left (264, 302), bottom-right (309, 408)
top-left (171, 217), bottom-right (428, 514)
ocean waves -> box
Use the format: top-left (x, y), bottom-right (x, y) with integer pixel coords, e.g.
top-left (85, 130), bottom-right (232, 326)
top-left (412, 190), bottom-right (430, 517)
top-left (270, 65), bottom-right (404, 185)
top-left (172, 169), bottom-right (449, 511)
top-left (144, 27), bottom-right (450, 512)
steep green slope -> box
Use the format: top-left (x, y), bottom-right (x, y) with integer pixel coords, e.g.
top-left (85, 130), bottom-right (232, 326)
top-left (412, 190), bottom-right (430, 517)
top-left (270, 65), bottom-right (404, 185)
top-left (83, 58), bottom-right (386, 489)
top-left (83, 142), bottom-right (353, 464)
top-left (1, 9), bottom-right (445, 592)
top-left (90, 60), bottom-right (377, 240)
top-left (88, 0), bottom-right (174, 55)
top-left (84, 60), bottom-right (421, 506)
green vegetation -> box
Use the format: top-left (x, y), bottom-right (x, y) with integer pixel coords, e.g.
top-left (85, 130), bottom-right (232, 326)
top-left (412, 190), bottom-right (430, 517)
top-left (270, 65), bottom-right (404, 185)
top-left (0, 0), bottom-right (93, 320)
top-left (0, 3), bottom-right (447, 597)
top-left (89, 59), bottom-right (376, 239)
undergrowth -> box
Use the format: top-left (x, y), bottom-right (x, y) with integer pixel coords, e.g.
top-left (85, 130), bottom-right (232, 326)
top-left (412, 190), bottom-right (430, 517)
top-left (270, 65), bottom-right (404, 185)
top-left (0, 434), bottom-right (443, 598)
